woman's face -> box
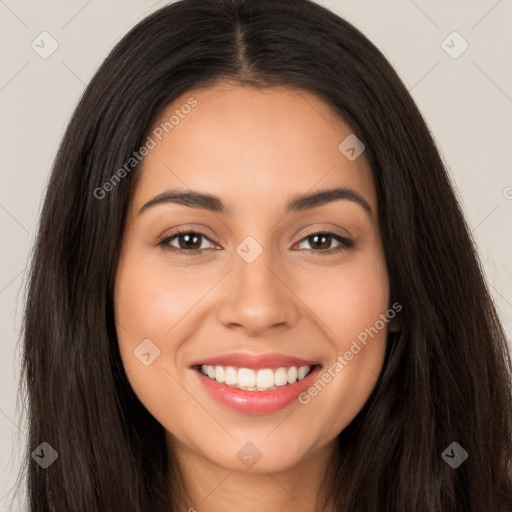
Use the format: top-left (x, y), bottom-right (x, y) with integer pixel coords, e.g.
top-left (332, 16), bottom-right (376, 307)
top-left (114, 83), bottom-right (399, 474)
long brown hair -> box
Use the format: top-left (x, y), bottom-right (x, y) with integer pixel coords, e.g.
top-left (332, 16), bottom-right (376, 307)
top-left (14, 0), bottom-right (512, 510)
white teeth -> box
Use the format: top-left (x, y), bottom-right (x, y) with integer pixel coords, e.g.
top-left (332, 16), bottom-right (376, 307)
top-left (198, 364), bottom-right (313, 391)
top-left (238, 368), bottom-right (256, 388)
top-left (274, 367), bottom-right (288, 386)
top-left (225, 366), bottom-right (237, 385)
top-left (287, 366), bottom-right (297, 384)
top-left (215, 365), bottom-right (225, 383)
top-left (256, 369), bottom-right (275, 390)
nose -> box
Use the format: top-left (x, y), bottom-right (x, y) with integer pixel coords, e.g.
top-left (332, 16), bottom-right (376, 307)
top-left (216, 241), bottom-right (300, 336)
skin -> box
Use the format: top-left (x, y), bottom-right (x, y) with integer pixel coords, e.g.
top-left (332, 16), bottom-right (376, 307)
top-left (114, 82), bottom-right (401, 512)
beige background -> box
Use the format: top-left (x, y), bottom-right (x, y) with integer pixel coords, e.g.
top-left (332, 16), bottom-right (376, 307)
top-left (1, 0), bottom-right (511, 508)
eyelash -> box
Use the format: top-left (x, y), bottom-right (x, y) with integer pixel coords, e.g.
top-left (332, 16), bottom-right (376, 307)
top-left (157, 227), bottom-right (354, 256)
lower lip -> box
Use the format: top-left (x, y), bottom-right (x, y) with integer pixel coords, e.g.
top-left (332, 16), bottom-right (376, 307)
top-left (193, 366), bottom-right (322, 414)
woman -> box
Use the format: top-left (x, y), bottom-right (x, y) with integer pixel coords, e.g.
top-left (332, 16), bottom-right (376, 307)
top-left (16, 0), bottom-right (512, 510)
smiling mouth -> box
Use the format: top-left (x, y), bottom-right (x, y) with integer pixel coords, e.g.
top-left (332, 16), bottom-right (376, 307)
top-left (192, 364), bottom-right (319, 392)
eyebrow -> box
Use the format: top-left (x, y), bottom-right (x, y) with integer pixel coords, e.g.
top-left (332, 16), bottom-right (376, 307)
top-left (138, 186), bottom-right (373, 217)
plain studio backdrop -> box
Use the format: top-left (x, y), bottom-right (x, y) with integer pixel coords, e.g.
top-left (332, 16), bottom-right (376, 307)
top-left (0, 0), bottom-right (511, 508)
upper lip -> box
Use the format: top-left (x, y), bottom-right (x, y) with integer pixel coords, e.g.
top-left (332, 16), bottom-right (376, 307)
top-left (190, 352), bottom-right (320, 370)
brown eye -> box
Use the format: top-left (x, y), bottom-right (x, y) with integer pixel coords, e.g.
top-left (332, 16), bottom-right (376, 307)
top-left (295, 232), bottom-right (354, 255)
top-left (174, 232), bottom-right (202, 250)
top-left (158, 229), bottom-right (216, 254)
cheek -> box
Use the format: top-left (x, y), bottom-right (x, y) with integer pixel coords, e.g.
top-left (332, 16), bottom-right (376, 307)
top-left (114, 254), bottom-right (193, 425)
top-left (114, 254), bottom-right (196, 345)
top-left (303, 246), bottom-right (390, 344)
top-left (113, 250), bottom-right (182, 386)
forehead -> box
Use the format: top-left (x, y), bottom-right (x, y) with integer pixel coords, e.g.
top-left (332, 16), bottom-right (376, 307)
top-left (131, 83), bottom-right (376, 217)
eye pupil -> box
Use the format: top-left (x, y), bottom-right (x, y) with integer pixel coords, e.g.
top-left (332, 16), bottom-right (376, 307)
top-left (310, 233), bottom-right (331, 250)
top-left (180, 233), bottom-right (201, 250)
